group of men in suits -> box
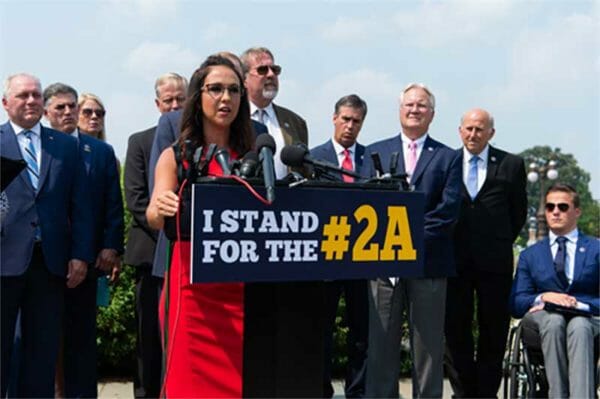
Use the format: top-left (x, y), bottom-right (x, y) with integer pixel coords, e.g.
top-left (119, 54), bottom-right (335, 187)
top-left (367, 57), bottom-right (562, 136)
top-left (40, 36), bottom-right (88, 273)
top-left (1, 73), bottom-right (124, 398)
top-left (3, 48), bottom-right (597, 399)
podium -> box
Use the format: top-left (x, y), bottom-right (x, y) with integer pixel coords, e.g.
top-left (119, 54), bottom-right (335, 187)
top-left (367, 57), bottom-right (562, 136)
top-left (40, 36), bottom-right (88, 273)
top-left (189, 179), bottom-right (424, 397)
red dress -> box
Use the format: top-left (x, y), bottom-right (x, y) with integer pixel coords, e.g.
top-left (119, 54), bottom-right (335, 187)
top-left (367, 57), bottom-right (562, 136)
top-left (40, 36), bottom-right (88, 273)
top-left (160, 157), bottom-right (244, 398)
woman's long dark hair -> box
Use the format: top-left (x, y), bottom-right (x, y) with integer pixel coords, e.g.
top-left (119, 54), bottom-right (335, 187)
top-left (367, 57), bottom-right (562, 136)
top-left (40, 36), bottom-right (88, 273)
top-left (178, 55), bottom-right (254, 156)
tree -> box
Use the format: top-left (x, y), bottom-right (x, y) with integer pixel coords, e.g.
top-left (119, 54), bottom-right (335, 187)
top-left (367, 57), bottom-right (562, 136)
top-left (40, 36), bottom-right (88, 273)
top-left (519, 146), bottom-right (599, 240)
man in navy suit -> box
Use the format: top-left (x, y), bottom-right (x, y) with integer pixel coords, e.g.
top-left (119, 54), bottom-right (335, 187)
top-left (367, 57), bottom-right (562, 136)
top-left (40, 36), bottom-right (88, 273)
top-left (1, 73), bottom-right (94, 397)
top-left (363, 83), bottom-right (462, 398)
top-left (444, 108), bottom-right (527, 398)
top-left (43, 82), bottom-right (124, 397)
top-left (124, 72), bottom-right (187, 398)
top-left (510, 183), bottom-right (599, 398)
top-left (311, 94), bottom-right (368, 398)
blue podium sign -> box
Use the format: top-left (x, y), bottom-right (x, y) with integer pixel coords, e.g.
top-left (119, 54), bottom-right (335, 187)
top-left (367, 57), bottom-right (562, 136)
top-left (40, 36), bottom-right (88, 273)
top-left (190, 182), bottom-right (424, 283)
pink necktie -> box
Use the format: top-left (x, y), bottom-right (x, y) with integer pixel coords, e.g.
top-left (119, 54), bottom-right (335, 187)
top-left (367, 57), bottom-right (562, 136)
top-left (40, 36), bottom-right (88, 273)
top-left (342, 149), bottom-right (354, 183)
top-left (407, 141), bottom-right (417, 175)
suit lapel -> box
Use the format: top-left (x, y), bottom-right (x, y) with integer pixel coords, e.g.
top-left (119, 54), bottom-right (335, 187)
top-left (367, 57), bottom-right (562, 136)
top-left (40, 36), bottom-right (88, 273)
top-left (479, 146), bottom-right (500, 194)
top-left (571, 234), bottom-right (589, 284)
top-left (355, 144), bottom-right (365, 173)
top-left (411, 136), bottom-right (436, 184)
top-left (79, 135), bottom-right (93, 175)
top-left (273, 104), bottom-right (293, 146)
top-left (38, 126), bottom-right (55, 193)
top-left (456, 150), bottom-right (470, 201)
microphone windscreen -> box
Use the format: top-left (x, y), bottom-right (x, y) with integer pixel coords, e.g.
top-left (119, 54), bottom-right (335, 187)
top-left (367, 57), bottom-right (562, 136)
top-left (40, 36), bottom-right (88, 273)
top-left (280, 144), bottom-right (307, 167)
top-left (256, 134), bottom-right (276, 153)
top-left (243, 150), bottom-right (259, 164)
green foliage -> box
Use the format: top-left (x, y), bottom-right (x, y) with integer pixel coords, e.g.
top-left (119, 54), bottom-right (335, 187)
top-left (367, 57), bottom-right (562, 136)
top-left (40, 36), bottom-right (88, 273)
top-left (519, 146), bottom-right (599, 238)
top-left (96, 167), bottom-right (136, 376)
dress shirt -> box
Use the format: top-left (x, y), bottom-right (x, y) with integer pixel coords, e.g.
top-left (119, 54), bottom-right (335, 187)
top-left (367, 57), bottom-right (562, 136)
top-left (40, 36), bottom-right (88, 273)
top-left (11, 121), bottom-right (42, 168)
top-left (331, 139), bottom-right (357, 170)
top-left (250, 102), bottom-right (287, 179)
top-left (400, 132), bottom-right (427, 181)
top-left (462, 145), bottom-right (489, 192)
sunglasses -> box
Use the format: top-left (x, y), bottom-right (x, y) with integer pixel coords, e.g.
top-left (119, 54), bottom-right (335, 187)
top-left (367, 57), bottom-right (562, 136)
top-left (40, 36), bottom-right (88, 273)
top-left (545, 202), bottom-right (570, 212)
top-left (201, 84), bottom-right (243, 99)
top-left (81, 108), bottom-right (106, 118)
top-left (254, 64), bottom-right (282, 76)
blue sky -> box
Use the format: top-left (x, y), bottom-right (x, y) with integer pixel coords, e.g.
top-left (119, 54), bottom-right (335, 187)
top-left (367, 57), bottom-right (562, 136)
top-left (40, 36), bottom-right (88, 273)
top-left (1, 0), bottom-right (598, 197)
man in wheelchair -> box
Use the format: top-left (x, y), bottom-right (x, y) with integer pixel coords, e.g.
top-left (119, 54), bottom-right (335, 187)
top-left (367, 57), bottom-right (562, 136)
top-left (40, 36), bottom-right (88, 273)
top-left (510, 183), bottom-right (599, 398)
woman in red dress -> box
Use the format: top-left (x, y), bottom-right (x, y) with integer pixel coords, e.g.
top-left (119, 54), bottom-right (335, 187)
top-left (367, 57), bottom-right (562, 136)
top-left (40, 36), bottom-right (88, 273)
top-left (147, 55), bottom-right (254, 398)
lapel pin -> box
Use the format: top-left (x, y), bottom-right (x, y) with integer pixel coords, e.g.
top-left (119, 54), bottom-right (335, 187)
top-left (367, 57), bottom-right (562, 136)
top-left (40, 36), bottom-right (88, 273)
top-left (83, 144), bottom-right (91, 152)
top-left (427, 147), bottom-right (433, 151)
top-left (491, 156), bottom-right (497, 162)
top-left (579, 247), bottom-right (585, 253)
top-left (49, 135), bottom-right (54, 140)
top-left (284, 122), bottom-right (290, 128)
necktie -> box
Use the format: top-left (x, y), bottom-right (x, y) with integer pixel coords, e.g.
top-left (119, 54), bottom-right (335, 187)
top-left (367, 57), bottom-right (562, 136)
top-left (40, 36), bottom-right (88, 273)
top-left (257, 109), bottom-right (267, 125)
top-left (554, 236), bottom-right (569, 287)
top-left (467, 155), bottom-right (479, 200)
top-left (23, 130), bottom-right (39, 190)
top-left (341, 149), bottom-right (354, 183)
top-left (407, 141), bottom-right (417, 175)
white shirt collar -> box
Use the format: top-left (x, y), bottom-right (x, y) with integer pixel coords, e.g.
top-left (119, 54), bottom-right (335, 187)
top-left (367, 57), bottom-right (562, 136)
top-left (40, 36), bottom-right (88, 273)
top-left (463, 144), bottom-right (489, 164)
top-left (250, 101), bottom-right (275, 120)
top-left (10, 121), bottom-right (41, 137)
top-left (400, 132), bottom-right (428, 147)
top-left (549, 228), bottom-right (579, 245)
top-left (331, 138), bottom-right (356, 155)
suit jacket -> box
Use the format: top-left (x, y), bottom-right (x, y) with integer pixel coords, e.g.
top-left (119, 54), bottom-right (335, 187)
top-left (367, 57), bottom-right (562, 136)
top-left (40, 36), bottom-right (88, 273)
top-left (510, 233), bottom-right (600, 317)
top-left (0, 122), bottom-right (94, 277)
top-left (310, 139), bottom-right (365, 178)
top-left (124, 127), bottom-right (158, 266)
top-left (79, 133), bottom-right (124, 257)
top-left (454, 146), bottom-right (527, 274)
top-left (363, 134), bottom-right (462, 277)
top-left (273, 104), bottom-right (308, 147)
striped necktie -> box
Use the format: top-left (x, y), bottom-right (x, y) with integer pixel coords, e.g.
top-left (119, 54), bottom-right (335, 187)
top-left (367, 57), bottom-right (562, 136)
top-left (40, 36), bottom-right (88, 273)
top-left (23, 130), bottom-right (39, 190)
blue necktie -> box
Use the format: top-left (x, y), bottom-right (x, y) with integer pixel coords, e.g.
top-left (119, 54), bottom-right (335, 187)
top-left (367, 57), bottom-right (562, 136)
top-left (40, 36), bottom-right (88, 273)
top-left (467, 155), bottom-right (479, 200)
top-left (554, 236), bottom-right (569, 287)
top-left (23, 130), bottom-right (39, 190)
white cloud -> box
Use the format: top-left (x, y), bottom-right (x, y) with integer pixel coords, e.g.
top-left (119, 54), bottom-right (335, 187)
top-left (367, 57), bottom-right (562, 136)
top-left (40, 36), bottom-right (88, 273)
top-left (123, 42), bottom-right (200, 82)
top-left (493, 12), bottom-right (600, 107)
top-left (201, 22), bottom-right (241, 43)
top-left (103, 0), bottom-right (178, 20)
top-left (320, 16), bottom-right (387, 43)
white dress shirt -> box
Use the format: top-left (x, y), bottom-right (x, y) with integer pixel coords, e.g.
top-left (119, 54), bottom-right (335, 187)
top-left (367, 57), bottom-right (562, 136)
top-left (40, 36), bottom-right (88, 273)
top-left (331, 139), bottom-right (357, 170)
top-left (250, 102), bottom-right (288, 179)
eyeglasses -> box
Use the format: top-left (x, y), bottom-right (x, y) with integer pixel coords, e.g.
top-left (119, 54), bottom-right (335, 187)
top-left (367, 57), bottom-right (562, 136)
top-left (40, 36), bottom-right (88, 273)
top-left (54, 103), bottom-right (77, 112)
top-left (201, 84), bottom-right (243, 99)
top-left (254, 65), bottom-right (282, 76)
top-left (545, 202), bottom-right (570, 212)
top-left (81, 108), bottom-right (106, 118)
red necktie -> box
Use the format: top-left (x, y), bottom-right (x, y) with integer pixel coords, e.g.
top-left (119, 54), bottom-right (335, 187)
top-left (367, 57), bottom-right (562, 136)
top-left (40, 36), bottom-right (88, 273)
top-left (342, 149), bottom-right (354, 183)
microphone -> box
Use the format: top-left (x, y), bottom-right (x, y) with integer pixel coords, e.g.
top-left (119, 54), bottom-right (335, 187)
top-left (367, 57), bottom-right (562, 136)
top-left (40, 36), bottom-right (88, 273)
top-left (239, 151), bottom-right (259, 178)
top-left (389, 152), bottom-right (399, 176)
top-left (256, 134), bottom-right (276, 203)
top-left (280, 144), bottom-right (362, 180)
top-left (215, 147), bottom-right (232, 176)
top-left (370, 152), bottom-right (384, 178)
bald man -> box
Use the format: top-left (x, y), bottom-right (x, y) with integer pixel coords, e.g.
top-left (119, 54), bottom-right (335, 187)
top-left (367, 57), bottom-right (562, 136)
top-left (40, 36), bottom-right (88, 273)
top-left (444, 108), bottom-right (527, 398)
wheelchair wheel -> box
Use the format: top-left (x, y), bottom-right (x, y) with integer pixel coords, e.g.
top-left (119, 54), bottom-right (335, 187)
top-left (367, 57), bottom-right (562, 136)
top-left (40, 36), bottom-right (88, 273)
top-left (504, 325), bottom-right (531, 399)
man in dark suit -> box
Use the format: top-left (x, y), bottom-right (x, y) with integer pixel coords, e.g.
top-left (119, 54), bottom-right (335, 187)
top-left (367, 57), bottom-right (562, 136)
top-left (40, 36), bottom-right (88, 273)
top-left (311, 94), bottom-right (368, 398)
top-left (444, 108), bottom-right (527, 398)
top-left (240, 46), bottom-right (308, 179)
top-left (124, 72), bottom-right (187, 398)
top-left (363, 83), bottom-right (462, 398)
top-left (43, 82), bottom-right (124, 397)
top-left (510, 183), bottom-right (599, 398)
top-left (1, 73), bottom-right (94, 397)
top-left (310, 94), bottom-right (369, 398)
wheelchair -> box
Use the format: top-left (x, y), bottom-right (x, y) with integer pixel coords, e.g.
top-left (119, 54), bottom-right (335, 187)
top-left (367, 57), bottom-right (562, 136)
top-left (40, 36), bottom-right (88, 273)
top-left (502, 316), bottom-right (599, 399)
